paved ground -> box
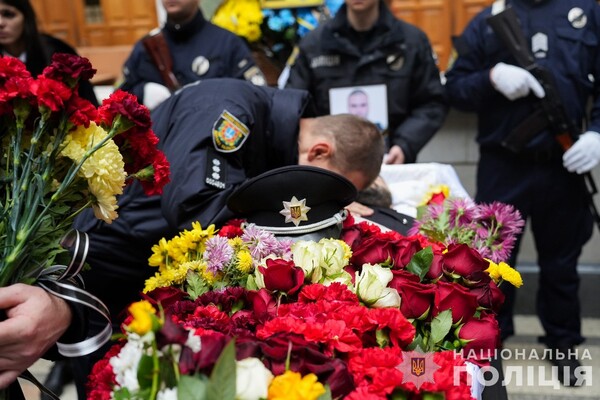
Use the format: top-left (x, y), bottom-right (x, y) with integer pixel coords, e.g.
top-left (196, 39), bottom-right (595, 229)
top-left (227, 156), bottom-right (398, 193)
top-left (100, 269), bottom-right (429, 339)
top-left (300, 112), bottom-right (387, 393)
top-left (18, 315), bottom-right (600, 400)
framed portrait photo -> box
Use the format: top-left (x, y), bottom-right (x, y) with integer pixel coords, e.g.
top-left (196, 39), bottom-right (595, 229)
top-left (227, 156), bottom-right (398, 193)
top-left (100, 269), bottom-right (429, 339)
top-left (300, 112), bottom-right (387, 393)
top-left (329, 84), bottom-right (388, 131)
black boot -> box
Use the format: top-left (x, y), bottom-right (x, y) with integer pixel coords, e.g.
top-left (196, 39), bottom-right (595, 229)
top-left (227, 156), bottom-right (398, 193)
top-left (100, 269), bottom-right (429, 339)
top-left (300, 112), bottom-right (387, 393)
top-left (548, 347), bottom-right (586, 387)
top-left (41, 360), bottom-right (74, 399)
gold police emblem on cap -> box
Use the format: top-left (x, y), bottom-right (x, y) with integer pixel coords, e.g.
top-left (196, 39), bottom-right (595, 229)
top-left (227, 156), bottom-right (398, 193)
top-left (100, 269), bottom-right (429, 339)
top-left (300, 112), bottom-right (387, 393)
top-left (280, 196), bottom-right (310, 226)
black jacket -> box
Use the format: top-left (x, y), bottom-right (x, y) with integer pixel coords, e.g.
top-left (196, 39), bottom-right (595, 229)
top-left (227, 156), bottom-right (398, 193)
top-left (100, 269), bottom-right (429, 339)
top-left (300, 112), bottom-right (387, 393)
top-left (285, 1), bottom-right (447, 162)
top-left (73, 79), bottom-right (311, 326)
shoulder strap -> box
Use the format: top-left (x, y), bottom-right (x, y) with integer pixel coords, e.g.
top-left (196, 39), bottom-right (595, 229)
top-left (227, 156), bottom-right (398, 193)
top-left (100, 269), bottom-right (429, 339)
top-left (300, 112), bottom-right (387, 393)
top-left (141, 29), bottom-right (182, 92)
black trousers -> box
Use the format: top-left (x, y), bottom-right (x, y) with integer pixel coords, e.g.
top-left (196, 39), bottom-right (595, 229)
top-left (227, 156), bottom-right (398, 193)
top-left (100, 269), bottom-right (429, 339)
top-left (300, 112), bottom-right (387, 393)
top-left (476, 148), bottom-right (592, 348)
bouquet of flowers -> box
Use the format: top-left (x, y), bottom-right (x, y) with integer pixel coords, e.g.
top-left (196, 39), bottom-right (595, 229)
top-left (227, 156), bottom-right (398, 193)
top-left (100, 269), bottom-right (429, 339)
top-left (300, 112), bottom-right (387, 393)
top-left (87, 212), bottom-right (523, 399)
top-left (0, 53), bottom-right (170, 286)
top-left (211, 0), bottom-right (343, 69)
top-left (409, 187), bottom-right (525, 263)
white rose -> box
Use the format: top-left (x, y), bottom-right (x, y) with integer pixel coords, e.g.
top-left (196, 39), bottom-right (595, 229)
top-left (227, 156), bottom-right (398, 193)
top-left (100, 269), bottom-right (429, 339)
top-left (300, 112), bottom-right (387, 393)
top-left (319, 239), bottom-right (350, 277)
top-left (292, 240), bottom-right (323, 282)
top-left (236, 357), bottom-right (274, 400)
top-left (322, 270), bottom-right (354, 287)
top-left (354, 263), bottom-right (400, 308)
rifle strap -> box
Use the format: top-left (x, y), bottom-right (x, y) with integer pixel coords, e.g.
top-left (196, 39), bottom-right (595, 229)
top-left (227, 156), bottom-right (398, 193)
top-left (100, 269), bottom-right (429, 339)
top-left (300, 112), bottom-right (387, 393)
top-left (142, 29), bottom-right (182, 92)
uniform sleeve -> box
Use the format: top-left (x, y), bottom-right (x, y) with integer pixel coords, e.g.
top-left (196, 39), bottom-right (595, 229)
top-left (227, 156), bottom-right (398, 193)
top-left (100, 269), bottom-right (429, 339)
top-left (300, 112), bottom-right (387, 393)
top-left (588, 5), bottom-right (600, 134)
top-left (153, 91), bottom-right (251, 230)
top-left (390, 33), bottom-right (448, 163)
top-left (444, 12), bottom-right (498, 113)
top-left (118, 43), bottom-right (147, 103)
top-left (225, 35), bottom-right (267, 85)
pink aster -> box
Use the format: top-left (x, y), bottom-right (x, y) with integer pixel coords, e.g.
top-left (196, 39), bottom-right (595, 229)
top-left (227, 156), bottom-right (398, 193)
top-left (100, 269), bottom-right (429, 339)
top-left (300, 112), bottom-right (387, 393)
top-left (203, 235), bottom-right (233, 274)
top-left (241, 224), bottom-right (283, 259)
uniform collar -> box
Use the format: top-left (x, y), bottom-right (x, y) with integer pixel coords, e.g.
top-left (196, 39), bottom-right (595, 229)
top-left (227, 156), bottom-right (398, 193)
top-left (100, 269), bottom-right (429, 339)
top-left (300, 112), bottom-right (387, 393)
top-left (163, 10), bottom-right (206, 41)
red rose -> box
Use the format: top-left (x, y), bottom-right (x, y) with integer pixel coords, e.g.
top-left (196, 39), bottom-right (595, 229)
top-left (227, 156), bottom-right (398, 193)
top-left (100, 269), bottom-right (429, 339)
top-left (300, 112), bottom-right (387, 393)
top-left (426, 252), bottom-right (444, 281)
top-left (433, 281), bottom-right (479, 324)
top-left (442, 243), bottom-right (489, 280)
top-left (388, 276), bottom-right (435, 320)
top-left (470, 279), bottom-right (505, 313)
top-left (350, 235), bottom-right (421, 269)
top-left (457, 313), bottom-right (501, 359)
top-left (259, 258), bottom-right (304, 295)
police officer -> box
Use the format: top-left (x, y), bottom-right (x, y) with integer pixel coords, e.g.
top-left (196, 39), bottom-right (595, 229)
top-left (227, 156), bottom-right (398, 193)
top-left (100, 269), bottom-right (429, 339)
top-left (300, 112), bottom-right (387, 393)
top-left (445, 0), bottom-right (600, 386)
top-left (70, 78), bottom-right (384, 396)
top-left (119, 0), bottom-right (266, 110)
top-left (283, 0), bottom-right (447, 164)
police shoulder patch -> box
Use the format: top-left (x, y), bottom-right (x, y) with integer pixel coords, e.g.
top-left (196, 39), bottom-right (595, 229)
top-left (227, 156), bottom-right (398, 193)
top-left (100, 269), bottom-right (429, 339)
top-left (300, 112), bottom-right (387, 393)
top-left (212, 110), bottom-right (250, 153)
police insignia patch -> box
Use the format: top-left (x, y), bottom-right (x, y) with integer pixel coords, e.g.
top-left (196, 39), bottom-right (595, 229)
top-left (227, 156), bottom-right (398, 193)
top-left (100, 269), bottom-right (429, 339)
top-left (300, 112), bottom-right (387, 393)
top-left (212, 110), bottom-right (250, 152)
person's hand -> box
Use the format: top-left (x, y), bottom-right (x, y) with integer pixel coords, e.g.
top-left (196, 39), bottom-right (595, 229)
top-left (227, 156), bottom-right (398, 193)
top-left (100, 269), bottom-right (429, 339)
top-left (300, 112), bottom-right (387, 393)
top-left (143, 82), bottom-right (171, 111)
top-left (346, 201), bottom-right (374, 217)
top-left (384, 145), bottom-right (405, 164)
top-left (563, 131), bottom-right (600, 174)
top-left (490, 62), bottom-right (545, 101)
top-left (0, 284), bottom-right (72, 389)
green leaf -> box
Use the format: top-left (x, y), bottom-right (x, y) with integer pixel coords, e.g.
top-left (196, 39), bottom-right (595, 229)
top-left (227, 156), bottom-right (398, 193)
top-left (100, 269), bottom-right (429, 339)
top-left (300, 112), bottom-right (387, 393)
top-left (186, 272), bottom-right (208, 300)
top-left (137, 353), bottom-right (155, 390)
top-left (422, 392), bottom-right (445, 400)
top-left (178, 374), bottom-right (208, 400)
top-left (405, 246), bottom-right (434, 281)
top-left (207, 339), bottom-right (237, 400)
top-left (430, 309), bottom-right (453, 349)
top-left (317, 385), bottom-right (333, 400)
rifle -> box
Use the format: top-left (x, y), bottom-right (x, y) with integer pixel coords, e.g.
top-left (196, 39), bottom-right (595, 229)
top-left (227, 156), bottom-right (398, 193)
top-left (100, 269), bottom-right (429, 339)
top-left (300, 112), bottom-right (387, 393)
top-left (142, 28), bottom-right (182, 92)
top-left (487, 6), bottom-right (600, 231)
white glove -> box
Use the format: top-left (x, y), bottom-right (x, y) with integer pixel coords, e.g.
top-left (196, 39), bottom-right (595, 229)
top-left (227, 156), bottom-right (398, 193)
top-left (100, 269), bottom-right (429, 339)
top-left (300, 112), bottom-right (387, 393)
top-left (143, 82), bottom-right (171, 111)
top-left (490, 62), bottom-right (545, 100)
top-left (563, 131), bottom-right (600, 174)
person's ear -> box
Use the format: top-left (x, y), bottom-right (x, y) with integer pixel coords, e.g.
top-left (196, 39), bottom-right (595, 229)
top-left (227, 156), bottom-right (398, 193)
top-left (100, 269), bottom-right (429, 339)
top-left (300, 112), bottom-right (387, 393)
top-left (306, 141), bottom-right (333, 162)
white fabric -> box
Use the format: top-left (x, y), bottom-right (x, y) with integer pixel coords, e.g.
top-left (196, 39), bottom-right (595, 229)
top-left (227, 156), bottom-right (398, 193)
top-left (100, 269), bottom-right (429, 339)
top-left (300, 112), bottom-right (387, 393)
top-left (143, 82), bottom-right (171, 111)
top-left (379, 163), bottom-right (471, 217)
top-left (490, 62), bottom-right (545, 100)
top-left (466, 361), bottom-right (484, 400)
top-left (563, 131), bottom-right (600, 174)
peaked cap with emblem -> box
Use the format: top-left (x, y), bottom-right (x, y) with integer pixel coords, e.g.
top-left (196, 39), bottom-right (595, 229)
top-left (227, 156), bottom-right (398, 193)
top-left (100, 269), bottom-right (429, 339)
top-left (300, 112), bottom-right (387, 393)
top-left (227, 165), bottom-right (357, 236)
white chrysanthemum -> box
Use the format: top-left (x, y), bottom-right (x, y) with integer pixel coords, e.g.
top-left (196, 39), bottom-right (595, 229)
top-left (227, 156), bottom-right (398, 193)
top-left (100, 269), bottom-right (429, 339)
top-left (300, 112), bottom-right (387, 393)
top-left (110, 338), bottom-right (144, 393)
top-left (185, 331), bottom-right (202, 353)
top-left (157, 387), bottom-right (178, 400)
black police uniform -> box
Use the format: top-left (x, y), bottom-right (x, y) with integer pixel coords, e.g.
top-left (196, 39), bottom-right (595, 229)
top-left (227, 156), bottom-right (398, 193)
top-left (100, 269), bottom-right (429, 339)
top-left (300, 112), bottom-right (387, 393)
top-left (119, 10), bottom-right (265, 104)
top-left (70, 80), bottom-right (312, 395)
top-left (445, 0), bottom-right (600, 350)
top-left (284, 0), bottom-right (447, 162)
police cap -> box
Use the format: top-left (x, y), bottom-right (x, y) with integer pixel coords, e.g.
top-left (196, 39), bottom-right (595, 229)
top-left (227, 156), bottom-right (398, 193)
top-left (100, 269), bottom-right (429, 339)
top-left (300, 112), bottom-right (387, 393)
top-left (227, 165), bottom-right (357, 236)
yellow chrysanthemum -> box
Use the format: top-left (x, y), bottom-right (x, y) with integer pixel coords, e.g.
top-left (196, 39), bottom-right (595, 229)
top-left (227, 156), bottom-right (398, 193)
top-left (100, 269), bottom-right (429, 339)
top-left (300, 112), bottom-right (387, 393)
top-left (200, 264), bottom-right (217, 285)
top-left (61, 122), bottom-right (127, 223)
top-left (236, 250), bottom-right (253, 274)
top-left (212, 0), bottom-right (263, 42)
top-left (268, 371), bottom-right (326, 400)
top-left (149, 237), bottom-right (170, 270)
top-left (485, 259), bottom-right (502, 281)
top-left (127, 300), bottom-right (156, 335)
top-left (497, 261), bottom-right (523, 287)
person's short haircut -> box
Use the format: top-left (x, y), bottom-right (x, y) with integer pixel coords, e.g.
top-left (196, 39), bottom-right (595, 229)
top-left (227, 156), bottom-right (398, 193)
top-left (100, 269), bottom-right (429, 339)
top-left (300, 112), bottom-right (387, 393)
top-left (312, 114), bottom-right (384, 187)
